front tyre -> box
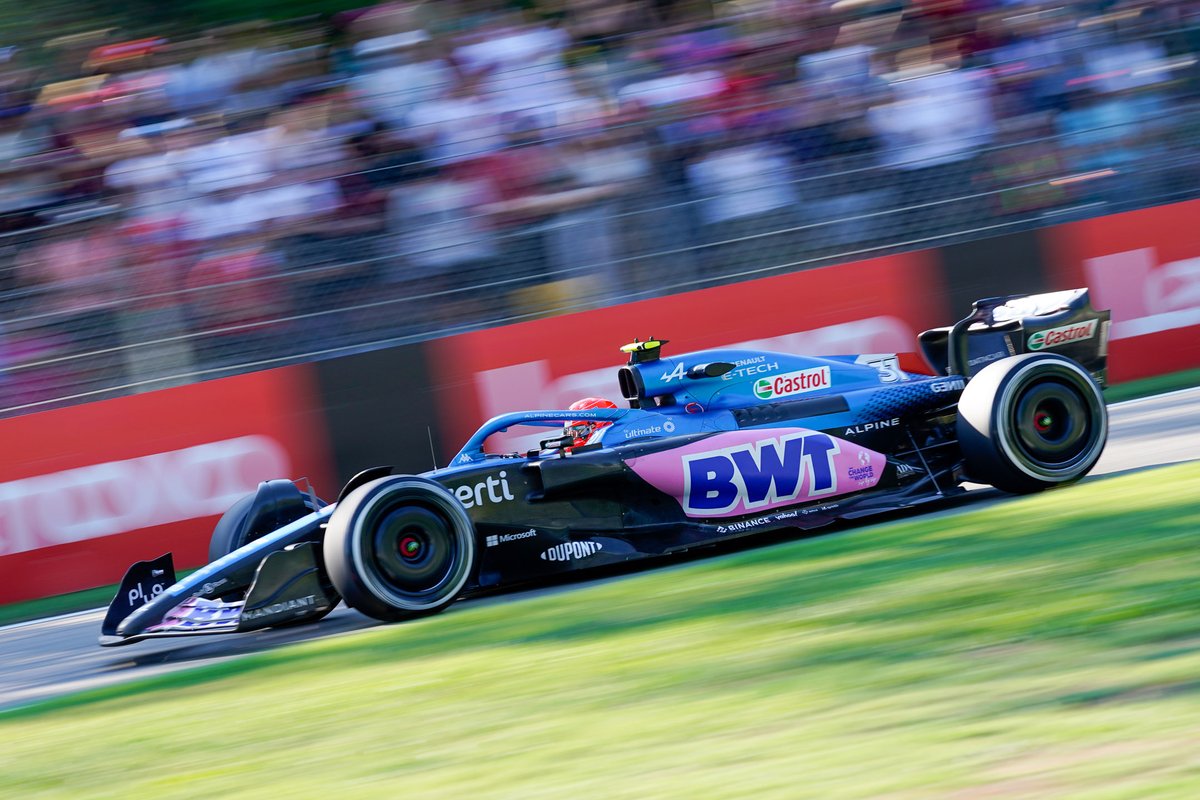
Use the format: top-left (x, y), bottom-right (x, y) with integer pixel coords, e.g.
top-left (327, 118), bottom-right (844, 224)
top-left (209, 480), bottom-right (324, 561)
top-left (957, 353), bottom-right (1107, 494)
top-left (323, 476), bottom-right (476, 622)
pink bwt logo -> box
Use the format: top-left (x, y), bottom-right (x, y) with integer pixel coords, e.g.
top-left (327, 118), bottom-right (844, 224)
top-left (628, 428), bottom-right (887, 519)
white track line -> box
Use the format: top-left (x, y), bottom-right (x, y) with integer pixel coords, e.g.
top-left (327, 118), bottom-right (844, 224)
top-left (0, 607), bottom-right (105, 632)
top-left (3, 386), bottom-right (1197, 636)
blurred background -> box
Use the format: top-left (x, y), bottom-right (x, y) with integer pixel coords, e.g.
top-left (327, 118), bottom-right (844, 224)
top-left (0, 0), bottom-right (1197, 414)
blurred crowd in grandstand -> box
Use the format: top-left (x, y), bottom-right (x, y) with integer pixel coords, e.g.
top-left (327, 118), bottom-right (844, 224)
top-left (1, 0), bottom-right (1198, 410)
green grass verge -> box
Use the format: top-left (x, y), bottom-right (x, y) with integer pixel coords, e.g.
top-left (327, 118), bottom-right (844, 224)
top-left (3, 462), bottom-right (1199, 798)
top-left (0, 585), bottom-right (119, 627)
top-left (1106, 367), bottom-right (1200, 403)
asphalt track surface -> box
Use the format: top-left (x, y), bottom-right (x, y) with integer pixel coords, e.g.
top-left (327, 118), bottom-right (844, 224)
top-left (2, 388), bottom-right (1198, 712)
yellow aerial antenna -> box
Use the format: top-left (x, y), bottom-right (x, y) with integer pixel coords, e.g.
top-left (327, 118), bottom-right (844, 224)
top-left (621, 337), bottom-right (668, 363)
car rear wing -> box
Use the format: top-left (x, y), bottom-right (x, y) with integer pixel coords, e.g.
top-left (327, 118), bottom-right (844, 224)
top-left (919, 289), bottom-right (1111, 386)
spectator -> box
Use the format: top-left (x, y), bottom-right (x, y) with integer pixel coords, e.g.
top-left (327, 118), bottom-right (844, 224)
top-left (184, 228), bottom-right (292, 370)
top-left (867, 45), bottom-right (997, 238)
top-left (3, 0), bottom-right (1200, 416)
top-left (687, 128), bottom-right (802, 277)
top-left (13, 205), bottom-right (126, 389)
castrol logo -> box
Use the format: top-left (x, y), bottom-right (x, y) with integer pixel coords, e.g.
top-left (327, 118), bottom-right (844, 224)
top-left (1027, 319), bottom-right (1098, 351)
top-left (753, 366), bottom-right (831, 400)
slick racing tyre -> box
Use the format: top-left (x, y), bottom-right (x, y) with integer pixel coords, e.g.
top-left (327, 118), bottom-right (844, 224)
top-left (957, 353), bottom-right (1107, 494)
top-left (207, 480), bottom-right (338, 621)
top-left (324, 476), bottom-right (476, 622)
top-left (209, 479), bottom-right (325, 561)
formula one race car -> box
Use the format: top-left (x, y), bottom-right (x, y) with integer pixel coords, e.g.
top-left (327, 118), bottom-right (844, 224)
top-left (101, 289), bottom-right (1111, 645)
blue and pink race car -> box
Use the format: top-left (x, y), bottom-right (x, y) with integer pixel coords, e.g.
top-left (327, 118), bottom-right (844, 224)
top-left (101, 289), bottom-right (1111, 645)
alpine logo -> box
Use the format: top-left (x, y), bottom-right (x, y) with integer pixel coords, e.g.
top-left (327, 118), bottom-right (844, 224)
top-left (486, 529), bottom-right (537, 547)
top-left (753, 366), bottom-right (831, 400)
top-left (1028, 319), bottom-right (1098, 351)
top-left (683, 432), bottom-right (840, 515)
top-left (541, 541), bottom-right (603, 561)
top-left (843, 418), bottom-right (899, 436)
top-left (660, 362), bottom-right (686, 383)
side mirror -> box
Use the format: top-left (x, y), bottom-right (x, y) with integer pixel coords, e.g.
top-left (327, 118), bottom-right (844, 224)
top-left (539, 434), bottom-right (574, 451)
top-left (687, 362), bottom-right (735, 379)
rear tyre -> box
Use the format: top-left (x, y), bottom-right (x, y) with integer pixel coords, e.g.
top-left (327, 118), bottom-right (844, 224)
top-left (957, 353), bottom-right (1107, 494)
top-left (323, 476), bottom-right (476, 622)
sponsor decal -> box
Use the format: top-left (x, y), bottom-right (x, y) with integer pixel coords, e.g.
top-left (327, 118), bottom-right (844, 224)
top-left (242, 594), bottom-right (316, 622)
top-left (199, 579), bottom-right (228, 596)
top-left (753, 366), bottom-right (831, 400)
top-left (717, 518), bottom-right (771, 534)
top-left (722, 361), bottom-right (780, 381)
top-left (628, 427), bottom-right (886, 519)
top-left (719, 507), bottom-right (836, 530)
top-left (453, 471), bottom-right (515, 509)
top-left (622, 419), bottom-right (677, 440)
top-left (683, 432), bottom-right (840, 516)
top-left (930, 378), bottom-right (965, 394)
top-left (0, 434), bottom-right (290, 557)
top-left (540, 541), bottom-right (603, 561)
top-left (968, 351), bottom-right (1006, 368)
top-left (127, 579), bottom-right (167, 609)
top-left (1027, 319), bottom-right (1098, 351)
top-left (855, 354), bottom-right (905, 383)
top-left (843, 418), bottom-right (899, 436)
top-left (663, 360), bottom-right (780, 384)
top-left (486, 529), bottom-right (537, 547)
top-left (895, 462), bottom-right (923, 478)
top-left (848, 451), bottom-right (875, 483)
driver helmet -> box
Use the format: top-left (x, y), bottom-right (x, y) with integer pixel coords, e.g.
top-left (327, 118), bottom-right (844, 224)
top-left (564, 397), bottom-right (618, 448)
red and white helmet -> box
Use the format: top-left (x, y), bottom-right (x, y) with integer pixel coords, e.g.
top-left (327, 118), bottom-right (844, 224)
top-left (564, 397), bottom-right (618, 447)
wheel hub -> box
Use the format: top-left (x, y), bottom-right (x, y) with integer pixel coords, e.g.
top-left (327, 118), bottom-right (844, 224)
top-left (1012, 379), bottom-right (1092, 466)
top-left (369, 505), bottom-right (457, 595)
top-left (399, 536), bottom-right (422, 561)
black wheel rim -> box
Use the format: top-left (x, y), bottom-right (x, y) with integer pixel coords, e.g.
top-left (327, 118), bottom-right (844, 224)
top-left (364, 501), bottom-right (459, 599)
top-left (1010, 378), bottom-right (1094, 467)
